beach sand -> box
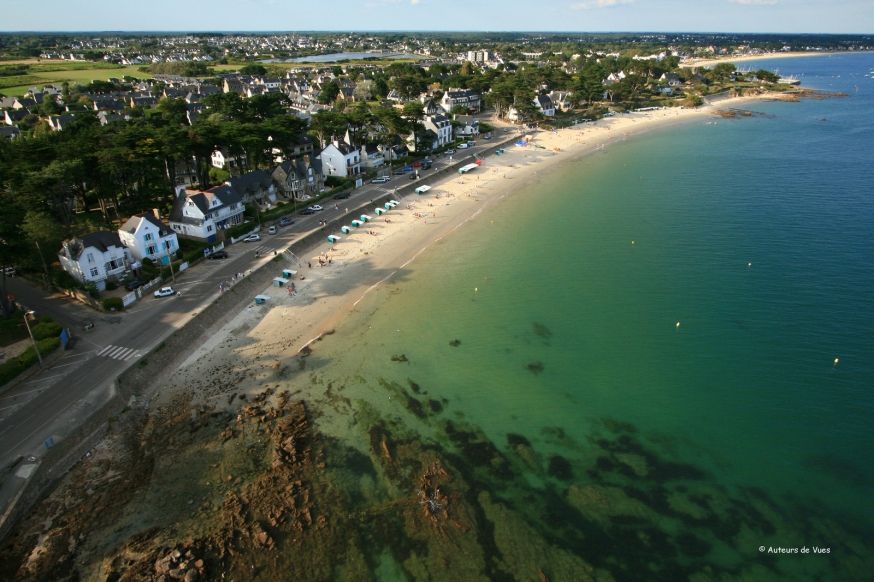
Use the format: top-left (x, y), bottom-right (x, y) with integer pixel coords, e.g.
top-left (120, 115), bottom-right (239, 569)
top-left (162, 94), bottom-right (776, 410)
top-left (682, 51), bottom-right (838, 68)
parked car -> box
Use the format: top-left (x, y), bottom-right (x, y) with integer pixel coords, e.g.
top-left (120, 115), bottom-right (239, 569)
top-left (445, 149), bottom-right (456, 155)
top-left (457, 143), bottom-right (469, 149)
top-left (371, 176), bottom-right (390, 184)
top-left (124, 278), bottom-right (144, 291)
top-left (207, 250), bottom-right (229, 260)
top-left (467, 140), bottom-right (476, 146)
top-left (278, 217), bottom-right (294, 227)
top-left (307, 205), bottom-right (323, 212)
top-left (333, 192), bottom-right (351, 199)
top-left (153, 286), bottom-right (177, 298)
top-left (3, 266), bottom-right (16, 277)
top-left (242, 234), bottom-right (261, 243)
top-left (268, 225), bottom-right (278, 235)
top-left (421, 159), bottom-right (433, 170)
top-left (300, 208), bottom-right (317, 215)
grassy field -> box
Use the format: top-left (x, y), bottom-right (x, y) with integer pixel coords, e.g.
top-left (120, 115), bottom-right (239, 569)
top-left (0, 62), bottom-right (152, 96)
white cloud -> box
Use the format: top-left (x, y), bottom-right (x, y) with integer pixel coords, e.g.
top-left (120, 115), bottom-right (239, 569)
top-left (570, 0), bottom-right (633, 10)
top-left (411, 0), bottom-right (421, 4)
top-left (729, 0), bottom-right (779, 5)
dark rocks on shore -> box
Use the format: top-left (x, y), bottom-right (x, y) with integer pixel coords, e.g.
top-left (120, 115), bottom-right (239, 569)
top-left (391, 354), bottom-right (409, 363)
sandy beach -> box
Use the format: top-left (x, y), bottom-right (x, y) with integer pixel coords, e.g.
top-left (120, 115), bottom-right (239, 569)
top-left (682, 51), bottom-right (839, 68)
top-left (161, 93), bottom-right (779, 409)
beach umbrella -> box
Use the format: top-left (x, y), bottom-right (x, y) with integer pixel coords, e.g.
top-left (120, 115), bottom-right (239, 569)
top-left (341, 226), bottom-right (352, 234)
top-left (327, 235), bottom-right (341, 244)
top-left (351, 219), bottom-right (364, 227)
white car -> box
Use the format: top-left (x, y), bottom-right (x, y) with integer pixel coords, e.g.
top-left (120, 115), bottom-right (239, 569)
top-left (307, 205), bottom-right (323, 212)
top-left (371, 176), bottom-right (390, 184)
top-left (457, 143), bottom-right (469, 149)
top-left (242, 234), bottom-right (261, 242)
top-left (153, 286), bottom-right (177, 298)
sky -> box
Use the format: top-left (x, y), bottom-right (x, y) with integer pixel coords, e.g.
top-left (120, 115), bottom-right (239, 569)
top-left (2, 0), bottom-right (872, 34)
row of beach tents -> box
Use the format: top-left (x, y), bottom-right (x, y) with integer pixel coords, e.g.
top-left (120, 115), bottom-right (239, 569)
top-left (327, 199), bottom-right (400, 245)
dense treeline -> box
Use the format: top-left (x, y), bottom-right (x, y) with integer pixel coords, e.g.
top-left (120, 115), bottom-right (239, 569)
top-left (0, 90), bottom-right (306, 284)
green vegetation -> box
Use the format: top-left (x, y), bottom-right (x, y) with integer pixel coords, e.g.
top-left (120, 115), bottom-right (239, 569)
top-left (0, 314), bottom-right (28, 347)
top-left (0, 337), bottom-right (61, 386)
top-left (0, 63), bottom-right (148, 95)
top-left (144, 62), bottom-right (213, 77)
top-left (101, 297), bottom-right (124, 312)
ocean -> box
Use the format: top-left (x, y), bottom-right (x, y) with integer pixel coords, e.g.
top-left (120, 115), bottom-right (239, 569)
top-left (285, 53), bottom-right (874, 581)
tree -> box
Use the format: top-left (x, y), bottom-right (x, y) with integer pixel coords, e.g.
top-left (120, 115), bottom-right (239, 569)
top-left (239, 64), bottom-right (267, 76)
top-left (402, 101), bottom-right (424, 121)
top-left (755, 69), bottom-right (780, 83)
top-left (354, 79), bottom-right (376, 102)
top-left (319, 81), bottom-right (340, 104)
top-left (711, 62), bottom-right (737, 82)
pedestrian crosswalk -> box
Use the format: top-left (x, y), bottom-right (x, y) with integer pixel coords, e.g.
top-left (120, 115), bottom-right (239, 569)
top-left (96, 345), bottom-right (143, 361)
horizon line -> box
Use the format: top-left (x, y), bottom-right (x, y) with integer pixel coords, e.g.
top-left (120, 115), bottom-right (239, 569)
top-left (1, 29), bottom-right (873, 36)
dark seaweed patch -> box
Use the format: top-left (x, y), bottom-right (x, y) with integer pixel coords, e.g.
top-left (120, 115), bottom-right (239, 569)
top-left (526, 361), bottom-right (545, 375)
top-left (803, 454), bottom-right (872, 488)
top-left (675, 532), bottom-right (711, 558)
top-left (532, 322), bottom-right (552, 339)
top-left (403, 393), bottom-right (426, 419)
top-left (407, 379), bottom-right (423, 394)
top-left (602, 418), bottom-right (639, 434)
top-left (428, 400), bottom-right (443, 414)
top-left (449, 339), bottom-right (461, 347)
top-left (547, 455), bottom-right (574, 481)
top-left (506, 433), bottom-right (531, 448)
top-left (390, 354), bottom-right (408, 363)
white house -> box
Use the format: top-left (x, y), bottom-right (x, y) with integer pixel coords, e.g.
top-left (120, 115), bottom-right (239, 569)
top-left (169, 185), bottom-right (246, 242)
top-left (318, 141), bottom-right (361, 178)
top-left (441, 88), bottom-right (481, 114)
top-left (534, 94), bottom-right (556, 117)
top-left (118, 213), bottom-right (179, 263)
top-left (360, 144), bottom-right (385, 170)
top-left (423, 114), bottom-right (453, 148)
top-left (211, 148), bottom-right (247, 172)
top-left (453, 115), bottom-right (480, 137)
top-left (58, 231), bottom-right (131, 291)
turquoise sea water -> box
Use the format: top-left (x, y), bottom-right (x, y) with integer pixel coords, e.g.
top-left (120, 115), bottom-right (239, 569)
top-left (287, 54), bottom-right (874, 581)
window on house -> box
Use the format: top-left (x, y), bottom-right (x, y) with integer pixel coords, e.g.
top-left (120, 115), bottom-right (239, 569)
top-left (89, 267), bottom-right (99, 277)
top-left (207, 225), bottom-right (214, 232)
top-left (147, 245), bottom-right (157, 255)
top-left (87, 253), bottom-right (95, 265)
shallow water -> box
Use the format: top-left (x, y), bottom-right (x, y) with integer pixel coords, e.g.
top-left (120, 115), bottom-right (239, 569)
top-left (281, 53), bottom-right (874, 581)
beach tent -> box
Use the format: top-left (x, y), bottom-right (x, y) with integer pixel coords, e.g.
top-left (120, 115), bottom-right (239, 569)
top-left (384, 202), bottom-right (394, 209)
top-left (327, 235), bottom-right (341, 244)
top-left (351, 219), bottom-right (364, 227)
top-left (281, 269), bottom-right (296, 279)
top-left (360, 214), bottom-right (372, 222)
top-left (341, 226), bottom-right (352, 234)
top-left (254, 294), bottom-right (270, 305)
top-left (273, 277), bottom-right (289, 287)
top-left (375, 207), bottom-right (387, 215)
top-left (389, 199), bottom-right (400, 205)
top-left (415, 185), bottom-right (431, 195)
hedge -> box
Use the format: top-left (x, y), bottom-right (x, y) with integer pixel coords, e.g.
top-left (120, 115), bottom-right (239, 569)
top-left (0, 337), bottom-right (61, 386)
top-left (31, 319), bottom-right (62, 341)
top-left (101, 297), bottom-right (124, 311)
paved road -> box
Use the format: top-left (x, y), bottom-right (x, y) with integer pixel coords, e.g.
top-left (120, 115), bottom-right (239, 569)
top-left (0, 134), bottom-right (509, 471)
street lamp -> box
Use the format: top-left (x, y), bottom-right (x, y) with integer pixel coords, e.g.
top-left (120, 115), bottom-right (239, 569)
top-left (23, 309), bottom-right (43, 368)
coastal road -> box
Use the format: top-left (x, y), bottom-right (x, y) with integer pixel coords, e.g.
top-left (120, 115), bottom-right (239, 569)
top-left (0, 132), bottom-right (507, 472)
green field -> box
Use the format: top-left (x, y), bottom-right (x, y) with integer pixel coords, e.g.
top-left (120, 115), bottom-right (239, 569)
top-left (0, 62), bottom-right (152, 96)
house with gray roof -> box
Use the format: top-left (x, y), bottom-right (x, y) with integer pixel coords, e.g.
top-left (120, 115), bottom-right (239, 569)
top-left (58, 231), bottom-right (131, 291)
top-left (272, 157), bottom-right (324, 201)
top-left (168, 185), bottom-right (246, 242)
top-left (118, 213), bottom-right (179, 263)
top-left (225, 169), bottom-right (277, 206)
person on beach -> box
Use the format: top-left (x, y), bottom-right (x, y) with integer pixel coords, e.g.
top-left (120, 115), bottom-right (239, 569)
top-left (308, 262), bottom-right (312, 269)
